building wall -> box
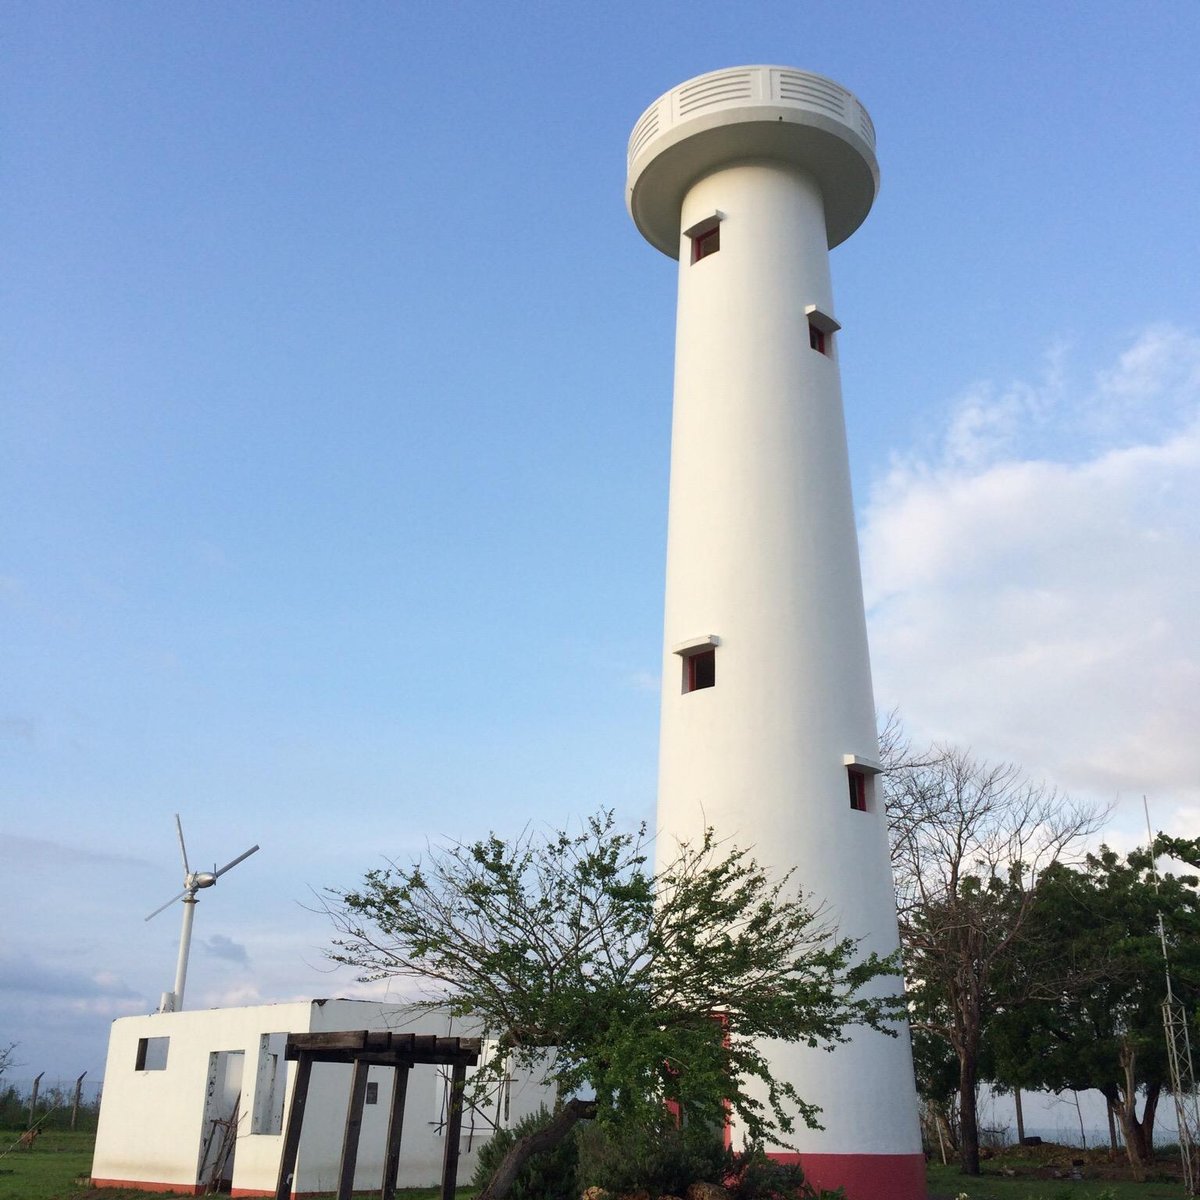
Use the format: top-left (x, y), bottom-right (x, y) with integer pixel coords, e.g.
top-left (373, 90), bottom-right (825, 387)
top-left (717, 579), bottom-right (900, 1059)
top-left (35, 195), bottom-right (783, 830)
top-left (91, 999), bottom-right (553, 1197)
top-left (92, 1000), bottom-right (314, 1194)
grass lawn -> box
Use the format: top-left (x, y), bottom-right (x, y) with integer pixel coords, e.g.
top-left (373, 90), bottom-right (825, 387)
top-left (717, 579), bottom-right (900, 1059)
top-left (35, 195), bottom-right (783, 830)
top-left (3, 1130), bottom-right (1191, 1200)
top-left (926, 1147), bottom-right (1186, 1200)
top-left (926, 1166), bottom-right (1182, 1198)
top-left (0, 1129), bottom-right (102, 1199)
top-left (0, 1130), bottom-right (455, 1200)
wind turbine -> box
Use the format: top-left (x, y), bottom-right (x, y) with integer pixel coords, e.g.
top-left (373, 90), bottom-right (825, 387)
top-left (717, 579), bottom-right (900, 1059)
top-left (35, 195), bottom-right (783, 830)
top-left (145, 814), bottom-right (259, 1013)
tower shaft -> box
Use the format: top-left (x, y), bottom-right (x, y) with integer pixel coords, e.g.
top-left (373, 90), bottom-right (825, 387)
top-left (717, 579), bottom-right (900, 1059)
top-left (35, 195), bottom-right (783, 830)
top-left (628, 66), bottom-right (925, 1200)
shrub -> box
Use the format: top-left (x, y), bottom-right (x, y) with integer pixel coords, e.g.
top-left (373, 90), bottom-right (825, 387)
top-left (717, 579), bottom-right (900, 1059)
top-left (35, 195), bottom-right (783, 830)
top-left (724, 1144), bottom-right (845, 1200)
top-left (576, 1118), bottom-right (729, 1197)
top-left (472, 1107), bottom-right (581, 1200)
top-left (482, 1113), bottom-right (846, 1200)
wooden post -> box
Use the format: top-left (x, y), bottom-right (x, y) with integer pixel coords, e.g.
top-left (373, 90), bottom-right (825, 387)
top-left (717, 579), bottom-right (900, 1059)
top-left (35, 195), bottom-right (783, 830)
top-left (440, 1063), bottom-right (467, 1200)
top-left (275, 1053), bottom-right (314, 1200)
top-left (336, 1058), bottom-right (371, 1200)
top-left (71, 1072), bottom-right (87, 1132)
top-left (381, 1065), bottom-right (411, 1200)
top-left (275, 1030), bottom-right (480, 1200)
top-left (28, 1072), bottom-right (43, 1130)
top-left (1014, 1087), bottom-right (1025, 1144)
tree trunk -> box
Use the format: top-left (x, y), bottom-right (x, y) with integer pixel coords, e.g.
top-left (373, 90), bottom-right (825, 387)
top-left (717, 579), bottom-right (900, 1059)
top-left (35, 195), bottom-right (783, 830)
top-left (1105, 1080), bottom-right (1160, 1178)
top-left (1112, 1098), bottom-right (1150, 1177)
top-left (1131, 1082), bottom-right (1161, 1164)
top-left (477, 1098), bottom-right (597, 1200)
top-left (957, 1051), bottom-right (980, 1175)
top-left (1109, 1039), bottom-right (1161, 1176)
top-left (1013, 1088), bottom-right (1025, 1144)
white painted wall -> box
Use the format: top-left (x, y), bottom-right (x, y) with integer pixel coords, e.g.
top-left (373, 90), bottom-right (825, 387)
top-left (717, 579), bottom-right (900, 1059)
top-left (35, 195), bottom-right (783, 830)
top-left (629, 66), bottom-right (923, 1174)
top-left (92, 999), bottom-right (553, 1197)
top-left (93, 1000), bottom-right (314, 1192)
top-left (657, 154), bottom-right (917, 1159)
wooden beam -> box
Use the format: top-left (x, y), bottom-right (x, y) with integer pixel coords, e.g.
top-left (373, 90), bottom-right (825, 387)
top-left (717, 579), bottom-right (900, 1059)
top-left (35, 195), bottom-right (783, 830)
top-left (285, 1031), bottom-right (368, 1058)
top-left (285, 1031), bottom-right (482, 1066)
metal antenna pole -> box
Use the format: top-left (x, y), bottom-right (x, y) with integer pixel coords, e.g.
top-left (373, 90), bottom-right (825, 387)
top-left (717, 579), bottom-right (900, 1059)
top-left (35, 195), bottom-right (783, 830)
top-left (1145, 796), bottom-right (1200, 1194)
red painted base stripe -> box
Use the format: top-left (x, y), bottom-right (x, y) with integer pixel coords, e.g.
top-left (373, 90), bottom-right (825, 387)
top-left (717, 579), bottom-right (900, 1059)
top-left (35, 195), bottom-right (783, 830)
top-left (92, 1183), bottom-right (326, 1199)
top-left (230, 1190), bottom-right (325, 1199)
top-left (229, 1190), bottom-right (326, 1198)
top-left (91, 1180), bottom-right (204, 1196)
top-left (769, 1151), bottom-right (927, 1200)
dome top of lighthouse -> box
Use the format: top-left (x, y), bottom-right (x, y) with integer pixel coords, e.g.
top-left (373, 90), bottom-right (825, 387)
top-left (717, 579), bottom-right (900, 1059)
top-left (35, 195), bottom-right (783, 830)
top-left (627, 65), bottom-right (879, 257)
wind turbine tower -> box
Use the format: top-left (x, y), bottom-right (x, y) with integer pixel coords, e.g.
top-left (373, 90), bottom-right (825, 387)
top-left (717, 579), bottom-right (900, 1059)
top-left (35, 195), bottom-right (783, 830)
top-left (627, 66), bottom-right (924, 1199)
top-left (145, 814), bottom-right (260, 1013)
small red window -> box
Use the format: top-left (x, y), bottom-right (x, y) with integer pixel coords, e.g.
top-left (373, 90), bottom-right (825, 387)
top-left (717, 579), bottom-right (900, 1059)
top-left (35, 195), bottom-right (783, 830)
top-left (848, 769), bottom-right (868, 811)
top-left (809, 322), bottom-right (827, 355)
top-left (683, 648), bottom-right (716, 693)
top-left (691, 225), bottom-right (720, 264)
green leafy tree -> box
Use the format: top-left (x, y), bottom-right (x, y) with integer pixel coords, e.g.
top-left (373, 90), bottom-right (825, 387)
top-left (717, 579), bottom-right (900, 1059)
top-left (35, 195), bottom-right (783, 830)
top-left (324, 811), bottom-right (904, 1200)
top-left (885, 744), bottom-right (1103, 1177)
top-left (985, 840), bottom-right (1200, 1171)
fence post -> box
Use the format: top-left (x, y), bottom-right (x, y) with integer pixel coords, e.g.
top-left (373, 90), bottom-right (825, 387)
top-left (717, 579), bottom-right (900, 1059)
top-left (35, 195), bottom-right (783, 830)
top-left (29, 1072), bottom-right (44, 1129)
top-left (71, 1072), bottom-right (88, 1131)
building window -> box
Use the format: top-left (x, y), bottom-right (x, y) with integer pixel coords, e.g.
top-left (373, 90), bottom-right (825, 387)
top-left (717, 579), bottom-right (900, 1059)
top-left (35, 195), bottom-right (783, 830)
top-left (673, 634), bottom-right (720, 693)
top-left (366, 1081), bottom-right (379, 1105)
top-left (684, 212), bottom-right (722, 264)
top-left (847, 769), bottom-right (868, 811)
top-left (135, 1036), bottom-right (170, 1071)
top-left (844, 755), bottom-right (881, 813)
top-left (684, 648), bottom-right (715, 692)
top-left (691, 224), bottom-right (719, 263)
top-left (805, 304), bottom-right (840, 356)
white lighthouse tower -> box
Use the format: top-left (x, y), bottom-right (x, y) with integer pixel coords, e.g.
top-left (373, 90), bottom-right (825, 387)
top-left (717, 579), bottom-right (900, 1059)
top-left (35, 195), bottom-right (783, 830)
top-left (627, 67), bottom-right (925, 1199)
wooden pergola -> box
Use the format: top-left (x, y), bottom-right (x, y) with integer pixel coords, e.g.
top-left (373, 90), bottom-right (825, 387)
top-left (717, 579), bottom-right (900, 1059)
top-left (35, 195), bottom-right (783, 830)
top-left (273, 1030), bottom-right (482, 1200)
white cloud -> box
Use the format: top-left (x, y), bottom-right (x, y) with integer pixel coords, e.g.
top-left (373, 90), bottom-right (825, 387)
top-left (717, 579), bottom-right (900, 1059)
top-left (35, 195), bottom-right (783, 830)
top-left (863, 328), bottom-right (1200, 834)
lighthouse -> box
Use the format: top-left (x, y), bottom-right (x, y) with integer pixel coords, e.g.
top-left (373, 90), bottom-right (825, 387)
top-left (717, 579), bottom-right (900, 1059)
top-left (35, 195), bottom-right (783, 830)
top-left (627, 67), bottom-right (925, 1199)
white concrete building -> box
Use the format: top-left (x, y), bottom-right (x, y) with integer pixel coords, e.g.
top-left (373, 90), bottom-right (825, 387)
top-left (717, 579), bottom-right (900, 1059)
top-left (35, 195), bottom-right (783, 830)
top-left (91, 999), bottom-right (551, 1197)
top-left (627, 66), bottom-right (925, 1200)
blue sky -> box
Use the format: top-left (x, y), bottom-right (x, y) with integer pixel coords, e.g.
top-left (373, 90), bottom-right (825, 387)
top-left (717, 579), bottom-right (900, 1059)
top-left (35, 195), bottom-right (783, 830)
top-left (3, 2), bottom-right (1199, 1082)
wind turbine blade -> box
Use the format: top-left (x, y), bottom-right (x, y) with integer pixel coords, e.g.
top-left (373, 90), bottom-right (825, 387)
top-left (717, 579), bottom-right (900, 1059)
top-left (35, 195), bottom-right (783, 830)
top-left (146, 889), bottom-right (189, 921)
top-left (175, 814), bottom-right (190, 875)
top-left (213, 844), bottom-right (260, 879)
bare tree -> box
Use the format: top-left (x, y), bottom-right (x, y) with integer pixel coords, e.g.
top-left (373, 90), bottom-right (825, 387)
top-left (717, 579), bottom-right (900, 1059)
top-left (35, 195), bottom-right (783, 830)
top-left (883, 741), bottom-right (1105, 1176)
top-left (0, 1042), bottom-right (16, 1082)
